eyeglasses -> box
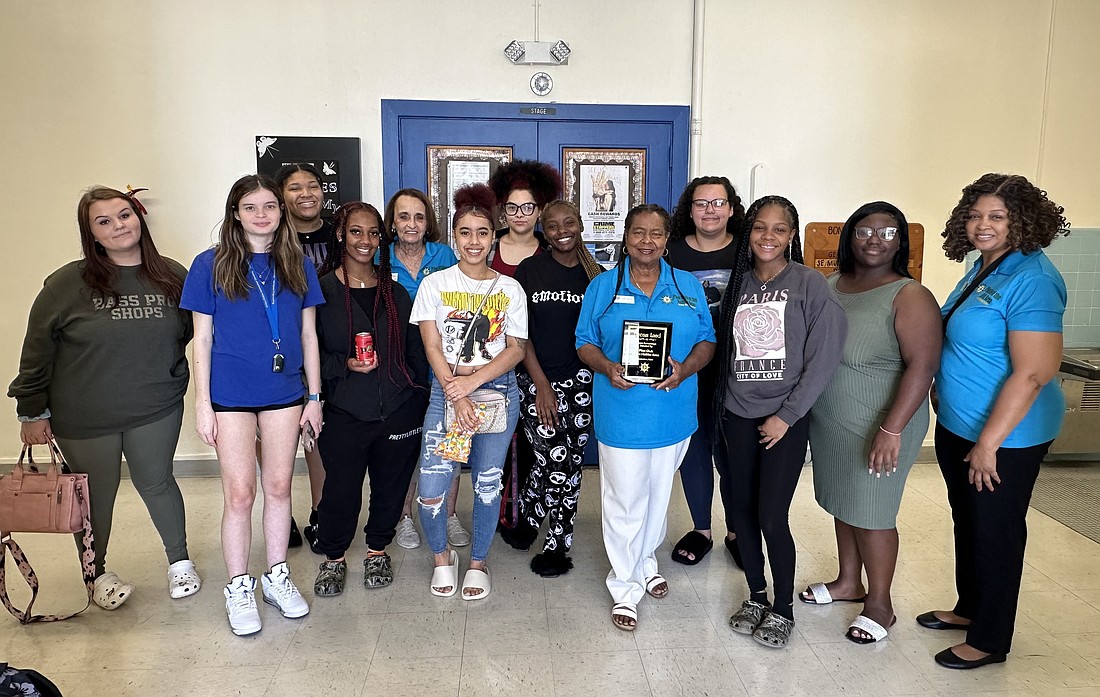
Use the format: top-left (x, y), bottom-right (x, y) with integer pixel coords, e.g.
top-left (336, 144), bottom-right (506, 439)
top-left (504, 202), bottom-right (537, 216)
top-left (691, 198), bottom-right (728, 211)
top-left (854, 226), bottom-right (899, 241)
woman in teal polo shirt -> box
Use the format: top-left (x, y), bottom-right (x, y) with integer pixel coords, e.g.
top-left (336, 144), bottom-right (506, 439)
top-left (576, 204), bottom-right (715, 632)
top-left (920, 173), bottom-right (1068, 670)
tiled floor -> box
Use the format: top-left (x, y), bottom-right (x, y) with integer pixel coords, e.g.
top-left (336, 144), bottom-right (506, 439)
top-left (3, 462), bottom-right (1099, 696)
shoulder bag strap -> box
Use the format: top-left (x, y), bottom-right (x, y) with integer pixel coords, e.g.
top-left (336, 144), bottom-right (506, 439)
top-left (0, 450), bottom-right (94, 624)
top-left (941, 252), bottom-right (1009, 333)
top-left (450, 273), bottom-right (501, 378)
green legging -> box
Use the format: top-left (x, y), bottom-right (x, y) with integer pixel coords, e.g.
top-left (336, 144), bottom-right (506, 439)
top-left (55, 404), bottom-right (188, 577)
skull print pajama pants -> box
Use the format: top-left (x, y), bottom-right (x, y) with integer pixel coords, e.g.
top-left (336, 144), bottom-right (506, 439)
top-left (515, 367), bottom-right (593, 553)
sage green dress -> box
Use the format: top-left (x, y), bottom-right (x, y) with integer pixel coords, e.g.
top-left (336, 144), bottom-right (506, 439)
top-left (810, 276), bottom-right (927, 530)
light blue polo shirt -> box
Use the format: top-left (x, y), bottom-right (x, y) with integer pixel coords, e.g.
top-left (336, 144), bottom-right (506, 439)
top-left (575, 258), bottom-right (715, 449)
top-left (381, 241), bottom-right (458, 301)
top-left (937, 249), bottom-right (1066, 447)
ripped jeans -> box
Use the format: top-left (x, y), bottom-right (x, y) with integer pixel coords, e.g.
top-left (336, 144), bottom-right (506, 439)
top-left (417, 372), bottom-right (520, 562)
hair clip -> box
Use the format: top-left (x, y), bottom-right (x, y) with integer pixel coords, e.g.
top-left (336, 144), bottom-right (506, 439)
top-left (126, 185), bottom-right (149, 215)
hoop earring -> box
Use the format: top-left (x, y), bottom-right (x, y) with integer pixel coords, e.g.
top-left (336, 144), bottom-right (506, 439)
top-left (662, 247), bottom-right (669, 258)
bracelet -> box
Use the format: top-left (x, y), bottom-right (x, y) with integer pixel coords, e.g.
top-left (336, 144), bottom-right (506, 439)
top-left (307, 393), bottom-right (321, 402)
top-left (879, 425), bottom-right (902, 437)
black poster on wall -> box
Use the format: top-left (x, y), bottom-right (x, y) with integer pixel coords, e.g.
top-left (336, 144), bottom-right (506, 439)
top-left (254, 135), bottom-right (362, 218)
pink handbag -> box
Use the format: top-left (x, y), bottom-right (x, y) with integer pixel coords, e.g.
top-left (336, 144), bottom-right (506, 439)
top-left (0, 441), bottom-right (96, 624)
top-left (1, 443), bottom-right (85, 534)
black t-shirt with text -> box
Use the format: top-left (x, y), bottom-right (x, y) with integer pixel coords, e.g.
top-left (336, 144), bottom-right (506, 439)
top-left (513, 254), bottom-right (590, 382)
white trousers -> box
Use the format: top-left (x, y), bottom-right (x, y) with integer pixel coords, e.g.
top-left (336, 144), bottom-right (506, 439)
top-left (598, 437), bottom-right (691, 606)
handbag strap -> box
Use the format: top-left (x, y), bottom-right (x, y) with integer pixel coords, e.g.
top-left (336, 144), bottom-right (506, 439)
top-left (450, 272), bottom-right (501, 378)
top-left (942, 251), bottom-right (1009, 333)
top-left (0, 450), bottom-right (95, 624)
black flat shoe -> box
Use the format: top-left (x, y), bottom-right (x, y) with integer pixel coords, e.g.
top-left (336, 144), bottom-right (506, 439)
top-left (724, 537), bottom-right (744, 570)
top-left (917, 611), bottom-right (970, 631)
top-left (934, 647), bottom-right (1006, 670)
top-left (288, 517), bottom-right (303, 548)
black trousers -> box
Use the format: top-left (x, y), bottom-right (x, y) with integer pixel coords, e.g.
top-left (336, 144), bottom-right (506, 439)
top-left (720, 409), bottom-right (810, 614)
top-left (935, 423), bottom-right (1050, 655)
top-left (315, 394), bottom-right (427, 557)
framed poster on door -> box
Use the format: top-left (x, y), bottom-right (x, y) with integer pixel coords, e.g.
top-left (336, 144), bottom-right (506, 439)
top-left (563, 147), bottom-right (646, 269)
top-left (427, 145), bottom-right (513, 245)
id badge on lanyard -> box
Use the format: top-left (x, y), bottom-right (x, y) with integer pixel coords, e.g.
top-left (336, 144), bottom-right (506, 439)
top-left (250, 263), bottom-right (284, 372)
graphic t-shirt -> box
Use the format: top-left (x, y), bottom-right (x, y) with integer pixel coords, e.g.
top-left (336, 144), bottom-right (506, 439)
top-left (298, 219), bottom-right (334, 272)
top-left (410, 265), bottom-right (529, 368)
top-left (667, 236), bottom-right (737, 401)
top-left (723, 262), bottom-right (847, 424)
top-left (513, 254), bottom-right (590, 381)
top-left (666, 237), bottom-right (737, 319)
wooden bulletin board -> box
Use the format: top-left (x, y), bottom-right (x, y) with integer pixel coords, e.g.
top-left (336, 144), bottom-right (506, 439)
top-left (804, 222), bottom-right (925, 282)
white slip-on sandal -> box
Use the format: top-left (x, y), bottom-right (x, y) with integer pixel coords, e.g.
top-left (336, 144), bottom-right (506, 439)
top-left (430, 549), bottom-right (459, 597)
top-left (645, 574), bottom-right (669, 599)
top-left (461, 567), bottom-right (491, 601)
top-left (93, 571), bottom-right (135, 610)
top-left (611, 602), bottom-right (638, 631)
top-left (168, 559), bottom-right (202, 599)
top-left (846, 614), bottom-right (895, 644)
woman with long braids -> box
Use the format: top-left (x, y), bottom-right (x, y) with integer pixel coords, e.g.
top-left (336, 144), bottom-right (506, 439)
top-left (311, 202), bottom-right (429, 595)
top-left (182, 174), bottom-right (323, 636)
top-left (575, 204), bottom-right (715, 631)
top-left (716, 196), bottom-right (846, 648)
top-left (666, 175), bottom-right (747, 567)
top-left (506, 200), bottom-right (603, 576)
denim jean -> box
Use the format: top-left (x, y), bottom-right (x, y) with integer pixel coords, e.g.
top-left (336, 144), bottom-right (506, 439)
top-left (418, 371), bottom-right (520, 562)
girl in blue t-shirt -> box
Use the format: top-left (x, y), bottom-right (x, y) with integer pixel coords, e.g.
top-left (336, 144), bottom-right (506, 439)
top-left (181, 174), bottom-right (324, 637)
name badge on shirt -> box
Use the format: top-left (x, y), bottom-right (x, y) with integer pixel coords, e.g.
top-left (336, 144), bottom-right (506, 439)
top-left (613, 295), bottom-right (635, 304)
top-left (391, 272), bottom-right (399, 282)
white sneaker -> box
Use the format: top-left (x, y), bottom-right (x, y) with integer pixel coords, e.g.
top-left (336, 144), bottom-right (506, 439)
top-left (395, 516), bottom-right (421, 549)
top-left (224, 575), bottom-right (261, 636)
top-left (261, 562), bottom-right (310, 619)
top-left (447, 515), bottom-right (471, 547)
top-left (168, 559), bottom-right (202, 599)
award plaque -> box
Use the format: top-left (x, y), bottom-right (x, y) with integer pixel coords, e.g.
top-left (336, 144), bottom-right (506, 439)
top-left (621, 320), bottom-right (673, 384)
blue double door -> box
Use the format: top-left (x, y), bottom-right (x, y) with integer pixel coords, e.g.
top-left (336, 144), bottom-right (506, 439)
top-left (381, 100), bottom-right (690, 213)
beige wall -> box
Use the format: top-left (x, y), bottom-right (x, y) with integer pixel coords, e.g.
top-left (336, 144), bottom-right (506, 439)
top-left (1, 0), bottom-right (1097, 460)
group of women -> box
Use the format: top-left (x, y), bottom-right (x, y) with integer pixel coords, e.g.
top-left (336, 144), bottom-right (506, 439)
top-left (9, 166), bottom-right (1069, 670)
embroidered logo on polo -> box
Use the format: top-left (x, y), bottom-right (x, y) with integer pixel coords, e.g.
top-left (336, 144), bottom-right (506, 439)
top-left (974, 283), bottom-right (1002, 305)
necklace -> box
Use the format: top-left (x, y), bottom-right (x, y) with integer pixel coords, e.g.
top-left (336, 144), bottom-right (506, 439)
top-left (460, 269), bottom-right (492, 297)
top-left (250, 261), bottom-right (273, 287)
top-left (757, 263), bottom-right (787, 290)
top-left (629, 265), bottom-right (656, 290)
top-left (343, 266), bottom-right (376, 288)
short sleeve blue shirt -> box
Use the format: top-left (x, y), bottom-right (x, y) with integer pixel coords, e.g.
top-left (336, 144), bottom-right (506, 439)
top-left (383, 241), bottom-right (458, 300)
top-left (575, 259), bottom-right (716, 449)
top-left (181, 249), bottom-right (325, 408)
top-left (936, 250), bottom-right (1065, 447)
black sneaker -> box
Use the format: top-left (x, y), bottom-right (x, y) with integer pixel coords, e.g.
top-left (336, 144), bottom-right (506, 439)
top-left (289, 517), bottom-right (303, 548)
top-left (303, 524), bottom-right (322, 555)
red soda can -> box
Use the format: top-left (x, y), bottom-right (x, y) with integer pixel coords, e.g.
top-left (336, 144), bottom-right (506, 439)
top-left (355, 332), bottom-right (374, 362)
